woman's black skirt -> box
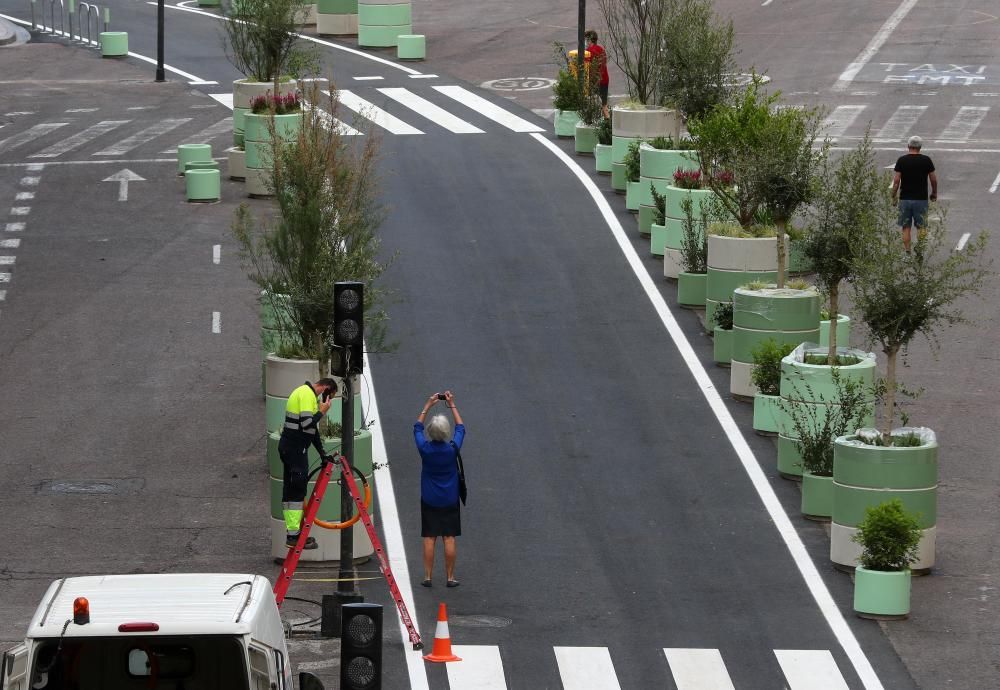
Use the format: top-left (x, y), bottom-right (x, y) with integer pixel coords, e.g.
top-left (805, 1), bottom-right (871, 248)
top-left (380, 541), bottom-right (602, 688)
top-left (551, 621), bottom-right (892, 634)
top-left (421, 500), bottom-right (461, 537)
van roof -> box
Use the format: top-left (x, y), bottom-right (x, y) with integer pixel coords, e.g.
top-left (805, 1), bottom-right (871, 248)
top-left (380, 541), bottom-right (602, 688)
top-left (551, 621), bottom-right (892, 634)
top-left (28, 574), bottom-right (274, 638)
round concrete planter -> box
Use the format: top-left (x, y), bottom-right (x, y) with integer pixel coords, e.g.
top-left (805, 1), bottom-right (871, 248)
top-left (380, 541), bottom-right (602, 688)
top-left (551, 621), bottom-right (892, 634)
top-left (594, 143), bottom-right (612, 173)
top-left (264, 354), bottom-right (321, 398)
top-left (650, 222), bottom-right (667, 257)
top-left (705, 233), bottom-right (783, 331)
top-left (854, 567), bottom-right (911, 619)
top-left (266, 429), bottom-right (373, 478)
top-left (176, 143), bottom-right (213, 175)
top-left (610, 162), bottom-right (627, 192)
top-left (731, 287), bottom-right (820, 399)
top-left (713, 327), bottom-right (732, 367)
top-left (638, 145), bottom-right (699, 237)
top-left (574, 122), bottom-right (598, 154)
top-left (232, 79), bottom-right (296, 148)
top-left (185, 169), bottom-right (220, 202)
top-left (801, 471), bottom-right (834, 521)
top-left (317, 0), bottom-right (358, 35)
top-left (665, 185), bottom-right (714, 220)
top-left (244, 111), bottom-right (302, 197)
top-left (655, 184), bottom-right (712, 262)
top-left (227, 147), bottom-right (246, 180)
top-left (831, 433), bottom-right (938, 572)
top-left (554, 110), bottom-right (578, 138)
top-left (266, 390), bottom-right (364, 434)
top-left (677, 271), bottom-right (706, 309)
top-left (752, 393), bottom-right (782, 435)
top-left (611, 105), bottom-right (681, 192)
top-left (625, 180), bottom-right (641, 213)
top-left (397, 34), bottom-right (425, 60)
top-left (819, 314), bottom-right (851, 349)
top-left (638, 205), bottom-right (657, 237)
top-left (662, 221), bottom-right (686, 277)
top-left (99, 32), bottom-right (128, 57)
top-left (357, 0), bottom-right (411, 47)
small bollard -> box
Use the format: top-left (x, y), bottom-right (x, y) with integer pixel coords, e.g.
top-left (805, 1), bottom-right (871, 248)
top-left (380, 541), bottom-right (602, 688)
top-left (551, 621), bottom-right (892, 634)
top-left (99, 31), bottom-right (128, 57)
top-left (397, 34), bottom-right (425, 61)
top-left (184, 160), bottom-right (220, 173)
top-left (176, 143), bottom-right (213, 175)
top-left (185, 169), bottom-right (221, 203)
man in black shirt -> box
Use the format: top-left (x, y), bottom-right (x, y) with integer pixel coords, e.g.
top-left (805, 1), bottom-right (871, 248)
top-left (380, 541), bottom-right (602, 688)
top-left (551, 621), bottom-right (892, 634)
top-left (892, 135), bottom-right (938, 251)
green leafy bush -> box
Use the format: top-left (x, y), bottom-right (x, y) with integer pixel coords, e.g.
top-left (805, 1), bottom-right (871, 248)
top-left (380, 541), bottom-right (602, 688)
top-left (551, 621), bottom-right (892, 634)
top-left (652, 185), bottom-right (666, 226)
top-left (713, 300), bottom-right (733, 330)
top-left (853, 499), bottom-right (921, 572)
top-left (597, 116), bottom-right (612, 146)
top-left (750, 339), bottom-right (795, 396)
top-left (679, 196), bottom-right (707, 274)
top-left (625, 140), bottom-right (642, 183)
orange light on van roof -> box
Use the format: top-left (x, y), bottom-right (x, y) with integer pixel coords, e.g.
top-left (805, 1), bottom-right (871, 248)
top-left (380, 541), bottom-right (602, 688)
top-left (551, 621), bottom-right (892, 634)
top-left (73, 597), bottom-right (90, 625)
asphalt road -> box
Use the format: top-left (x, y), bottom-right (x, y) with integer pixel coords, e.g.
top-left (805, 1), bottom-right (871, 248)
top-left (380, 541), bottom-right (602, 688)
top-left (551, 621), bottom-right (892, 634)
top-left (0, 0), bottom-right (998, 688)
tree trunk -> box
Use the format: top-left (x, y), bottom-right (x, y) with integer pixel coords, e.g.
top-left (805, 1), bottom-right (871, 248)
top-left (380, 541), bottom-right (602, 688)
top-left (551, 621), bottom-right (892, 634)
top-left (882, 345), bottom-right (899, 443)
top-left (827, 286), bottom-right (839, 365)
top-left (775, 218), bottom-right (786, 288)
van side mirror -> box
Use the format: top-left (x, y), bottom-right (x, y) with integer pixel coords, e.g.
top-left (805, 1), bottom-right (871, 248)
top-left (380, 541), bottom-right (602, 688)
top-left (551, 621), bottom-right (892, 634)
top-left (299, 671), bottom-right (325, 690)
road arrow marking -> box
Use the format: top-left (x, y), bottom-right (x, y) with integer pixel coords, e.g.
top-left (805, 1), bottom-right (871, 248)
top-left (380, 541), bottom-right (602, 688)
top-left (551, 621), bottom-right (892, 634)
top-left (103, 168), bottom-right (145, 201)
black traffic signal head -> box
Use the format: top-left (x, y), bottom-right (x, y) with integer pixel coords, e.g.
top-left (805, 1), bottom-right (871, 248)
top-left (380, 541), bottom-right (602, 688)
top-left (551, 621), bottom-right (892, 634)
top-left (333, 281), bottom-right (364, 377)
top-left (340, 603), bottom-right (382, 690)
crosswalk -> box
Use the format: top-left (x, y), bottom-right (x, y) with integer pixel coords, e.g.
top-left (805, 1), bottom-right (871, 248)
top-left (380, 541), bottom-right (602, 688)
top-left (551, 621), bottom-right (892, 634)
top-left (820, 103), bottom-right (997, 144)
top-left (441, 646), bottom-right (853, 688)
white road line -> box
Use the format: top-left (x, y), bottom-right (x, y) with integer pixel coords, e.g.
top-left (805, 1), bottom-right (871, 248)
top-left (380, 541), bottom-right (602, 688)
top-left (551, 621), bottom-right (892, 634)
top-left (377, 88), bottom-right (484, 134)
top-left (208, 94), bottom-right (235, 109)
top-left (3, 111), bottom-right (35, 116)
top-left (166, 117), bottom-right (233, 152)
top-left (990, 170), bottom-right (1000, 193)
top-left (303, 103), bottom-right (363, 136)
top-left (664, 649), bottom-right (736, 690)
top-left (212, 244), bottom-right (220, 264)
top-left (0, 256), bottom-right (15, 265)
top-left (821, 105), bottom-right (866, 139)
top-left (359, 350), bottom-right (428, 690)
top-left (94, 118), bottom-right (192, 156)
top-left (761, 0), bottom-right (774, 5)
top-left (0, 239), bottom-right (20, 248)
top-left (0, 290), bottom-right (5, 300)
top-left (974, 92), bottom-right (1000, 97)
top-left (336, 90), bottom-right (423, 135)
top-left (29, 120), bottom-right (130, 158)
top-left (128, 106), bottom-right (156, 110)
top-left (66, 107), bottom-right (99, 113)
top-left (775, 650), bottom-right (850, 690)
top-left (9, 207), bottom-right (30, 215)
top-left (353, 76), bottom-right (384, 81)
top-left (20, 176), bottom-right (40, 186)
top-left (5, 223), bottom-right (25, 231)
top-left (0, 273), bottom-right (10, 283)
top-left (447, 646), bottom-right (507, 689)
top-left (955, 232), bottom-right (971, 251)
top-left (211, 311), bottom-right (221, 333)
top-left (0, 122), bottom-right (70, 154)
top-left (0, 158), bottom-right (180, 168)
top-left (554, 647), bottom-right (621, 690)
top-left (937, 106), bottom-right (990, 142)
top-left (26, 163), bottom-right (44, 171)
top-left (15, 192), bottom-right (34, 201)
top-left (874, 105), bottom-right (926, 142)
top-left (530, 131), bottom-right (886, 690)
top-left (409, 74), bottom-right (439, 79)
top-left (833, 0), bottom-right (920, 91)
top-left (433, 85), bottom-right (545, 133)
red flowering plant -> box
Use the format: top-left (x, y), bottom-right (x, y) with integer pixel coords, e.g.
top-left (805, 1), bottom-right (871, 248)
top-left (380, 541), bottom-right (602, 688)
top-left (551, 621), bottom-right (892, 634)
top-left (673, 168), bottom-right (703, 190)
top-left (711, 170), bottom-right (735, 188)
top-left (250, 91), bottom-right (302, 115)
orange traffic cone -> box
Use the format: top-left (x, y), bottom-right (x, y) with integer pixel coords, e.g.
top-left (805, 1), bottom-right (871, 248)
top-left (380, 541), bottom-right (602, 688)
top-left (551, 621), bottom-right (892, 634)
top-left (423, 602), bottom-right (462, 663)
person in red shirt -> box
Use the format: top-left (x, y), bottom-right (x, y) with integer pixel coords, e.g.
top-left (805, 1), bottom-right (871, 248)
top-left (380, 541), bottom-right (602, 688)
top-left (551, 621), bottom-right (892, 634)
top-left (585, 30), bottom-right (610, 118)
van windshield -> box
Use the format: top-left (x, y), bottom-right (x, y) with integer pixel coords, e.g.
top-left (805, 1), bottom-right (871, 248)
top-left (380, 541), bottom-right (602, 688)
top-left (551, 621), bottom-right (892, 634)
top-left (29, 634), bottom-right (249, 690)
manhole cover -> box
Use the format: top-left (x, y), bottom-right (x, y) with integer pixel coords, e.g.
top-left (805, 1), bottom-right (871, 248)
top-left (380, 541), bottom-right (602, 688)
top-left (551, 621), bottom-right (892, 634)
top-left (448, 615), bottom-right (512, 628)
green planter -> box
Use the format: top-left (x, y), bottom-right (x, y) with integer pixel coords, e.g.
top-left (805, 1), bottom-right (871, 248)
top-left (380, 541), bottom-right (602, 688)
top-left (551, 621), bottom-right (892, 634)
top-left (801, 471), bottom-right (834, 520)
top-left (265, 393), bottom-right (364, 434)
top-left (318, 0), bottom-right (356, 12)
top-left (99, 32), bottom-right (128, 57)
top-left (594, 143), bottom-right (612, 173)
top-left (397, 34), bottom-right (425, 60)
top-left (831, 433), bottom-right (938, 571)
top-left (267, 430), bottom-right (373, 478)
top-left (574, 123), bottom-right (598, 154)
top-left (625, 180), bottom-right (641, 212)
top-left (650, 223), bottom-right (667, 257)
top-left (639, 146), bottom-right (698, 181)
top-left (176, 143), bottom-right (213, 176)
top-left (244, 111), bottom-right (302, 197)
top-left (638, 205), bottom-right (656, 237)
top-left (665, 185), bottom-right (714, 220)
top-left (554, 110), bottom-right (578, 138)
top-left (777, 435), bottom-right (803, 480)
top-left (705, 234), bottom-right (783, 321)
top-left (611, 162), bottom-right (626, 192)
top-left (677, 271), bottom-right (706, 309)
top-left (752, 394), bottom-right (782, 435)
top-left (185, 169), bottom-right (220, 202)
top-left (713, 327), bottom-right (732, 366)
top-left (854, 567), bottom-right (911, 619)
top-left (819, 314), bottom-right (851, 349)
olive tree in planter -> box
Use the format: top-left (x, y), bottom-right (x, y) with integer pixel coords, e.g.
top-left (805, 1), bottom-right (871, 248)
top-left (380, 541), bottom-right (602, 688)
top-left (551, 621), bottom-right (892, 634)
top-left (594, 116), bottom-right (613, 173)
top-left (830, 190), bottom-right (991, 571)
top-left (597, 0), bottom-right (669, 106)
top-left (712, 299), bottom-right (733, 366)
top-left (750, 338), bottom-right (795, 435)
top-left (852, 499), bottom-right (921, 619)
top-left (782, 370), bottom-right (870, 519)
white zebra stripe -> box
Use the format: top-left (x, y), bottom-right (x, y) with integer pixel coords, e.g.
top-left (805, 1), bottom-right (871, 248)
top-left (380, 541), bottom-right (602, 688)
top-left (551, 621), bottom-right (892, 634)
top-left (377, 88), bottom-right (484, 134)
top-left (553, 647), bottom-right (621, 690)
top-left (775, 650), bottom-right (850, 690)
top-left (336, 90), bottom-right (423, 135)
top-left (447, 645), bottom-right (507, 689)
top-left (30, 120), bottom-right (130, 158)
top-left (94, 118), bottom-right (192, 156)
top-left (663, 648), bottom-right (736, 690)
top-left (432, 85), bottom-right (545, 133)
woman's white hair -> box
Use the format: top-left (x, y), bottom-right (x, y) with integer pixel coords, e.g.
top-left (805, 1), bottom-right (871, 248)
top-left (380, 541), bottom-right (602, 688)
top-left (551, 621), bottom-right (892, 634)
top-left (426, 414), bottom-right (451, 442)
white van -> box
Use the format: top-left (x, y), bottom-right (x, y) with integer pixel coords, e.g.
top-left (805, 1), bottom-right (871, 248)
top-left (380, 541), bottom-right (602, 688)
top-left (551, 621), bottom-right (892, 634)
top-left (1, 573), bottom-right (326, 690)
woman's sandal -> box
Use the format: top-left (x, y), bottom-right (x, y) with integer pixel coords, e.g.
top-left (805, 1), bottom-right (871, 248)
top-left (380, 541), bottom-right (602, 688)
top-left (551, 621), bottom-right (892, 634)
top-left (446, 579), bottom-right (460, 588)
top-left (421, 579), bottom-right (432, 588)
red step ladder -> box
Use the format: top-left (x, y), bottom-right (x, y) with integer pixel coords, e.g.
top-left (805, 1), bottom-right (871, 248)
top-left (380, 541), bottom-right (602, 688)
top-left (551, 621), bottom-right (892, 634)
top-left (273, 456), bottom-right (423, 650)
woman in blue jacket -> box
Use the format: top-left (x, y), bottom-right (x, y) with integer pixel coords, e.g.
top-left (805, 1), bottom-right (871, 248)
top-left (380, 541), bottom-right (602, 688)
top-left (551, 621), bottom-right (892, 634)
top-left (414, 390), bottom-right (465, 588)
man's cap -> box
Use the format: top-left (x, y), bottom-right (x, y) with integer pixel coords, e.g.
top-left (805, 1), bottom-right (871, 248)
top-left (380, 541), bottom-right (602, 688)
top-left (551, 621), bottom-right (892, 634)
top-left (908, 135), bottom-right (923, 148)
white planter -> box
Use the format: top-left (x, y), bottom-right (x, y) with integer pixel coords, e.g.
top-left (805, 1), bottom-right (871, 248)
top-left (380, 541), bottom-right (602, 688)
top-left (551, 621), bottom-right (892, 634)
top-left (612, 105), bottom-right (682, 140)
top-left (264, 354), bottom-right (320, 398)
top-left (707, 234), bottom-right (788, 272)
top-left (270, 516), bottom-right (373, 562)
top-left (226, 147), bottom-right (246, 180)
top-left (663, 248), bottom-right (683, 280)
top-left (233, 78), bottom-right (297, 110)
top-left (317, 12), bottom-right (358, 35)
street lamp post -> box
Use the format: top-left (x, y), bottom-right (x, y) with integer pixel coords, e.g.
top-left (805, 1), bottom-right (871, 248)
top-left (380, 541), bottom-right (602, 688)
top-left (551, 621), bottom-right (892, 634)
top-left (155, 0), bottom-right (165, 82)
top-left (577, 0), bottom-right (585, 92)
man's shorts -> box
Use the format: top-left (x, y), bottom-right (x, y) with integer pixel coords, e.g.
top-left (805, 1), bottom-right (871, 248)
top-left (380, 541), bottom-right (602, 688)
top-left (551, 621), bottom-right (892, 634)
top-left (898, 199), bottom-right (929, 228)
top-left (598, 83), bottom-right (609, 106)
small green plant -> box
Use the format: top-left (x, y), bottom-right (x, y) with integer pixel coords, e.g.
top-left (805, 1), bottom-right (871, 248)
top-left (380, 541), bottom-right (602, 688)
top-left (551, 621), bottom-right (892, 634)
top-left (853, 499), bottom-right (921, 572)
top-left (743, 280), bottom-right (769, 291)
top-left (679, 196), bottom-right (707, 274)
top-left (651, 185), bottom-right (666, 226)
top-left (551, 42), bottom-right (602, 123)
top-left (782, 369), bottom-right (871, 476)
top-left (786, 277), bottom-right (811, 290)
top-left (552, 66), bottom-right (584, 112)
top-left (597, 116), bottom-right (612, 146)
top-left (650, 135), bottom-right (674, 150)
top-left (803, 352), bottom-right (861, 366)
top-left (750, 339), bottom-right (795, 396)
top-left (624, 140), bottom-right (642, 183)
top-left (713, 300), bottom-right (733, 330)
top-left (707, 221), bottom-right (746, 238)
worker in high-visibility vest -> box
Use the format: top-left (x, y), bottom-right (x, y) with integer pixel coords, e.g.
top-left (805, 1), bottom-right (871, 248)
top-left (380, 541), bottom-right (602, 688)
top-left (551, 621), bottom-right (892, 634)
top-left (280, 378), bottom-right (339, 548)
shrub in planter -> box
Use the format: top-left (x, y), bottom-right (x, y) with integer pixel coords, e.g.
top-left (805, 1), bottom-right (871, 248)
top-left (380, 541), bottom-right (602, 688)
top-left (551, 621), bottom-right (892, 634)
top-left (750, 339), bottom-right (795, 434)
top-left (624, 139), bottom-right (643, 212)
top-left (594, 116), bottom-right (613, 173)
top-left (676, 196), bottom-right (708, 308)
top-left (852, 499), bottom-right (921, 619)
top-left (712, 299), bottom-right (733, 365)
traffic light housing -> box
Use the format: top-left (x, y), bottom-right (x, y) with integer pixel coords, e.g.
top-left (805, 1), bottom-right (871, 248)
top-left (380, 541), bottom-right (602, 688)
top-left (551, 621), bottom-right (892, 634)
top-left (340, 603), bottom-right (382, 690)
top-left (332, 281), bottom-right (364, 377)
